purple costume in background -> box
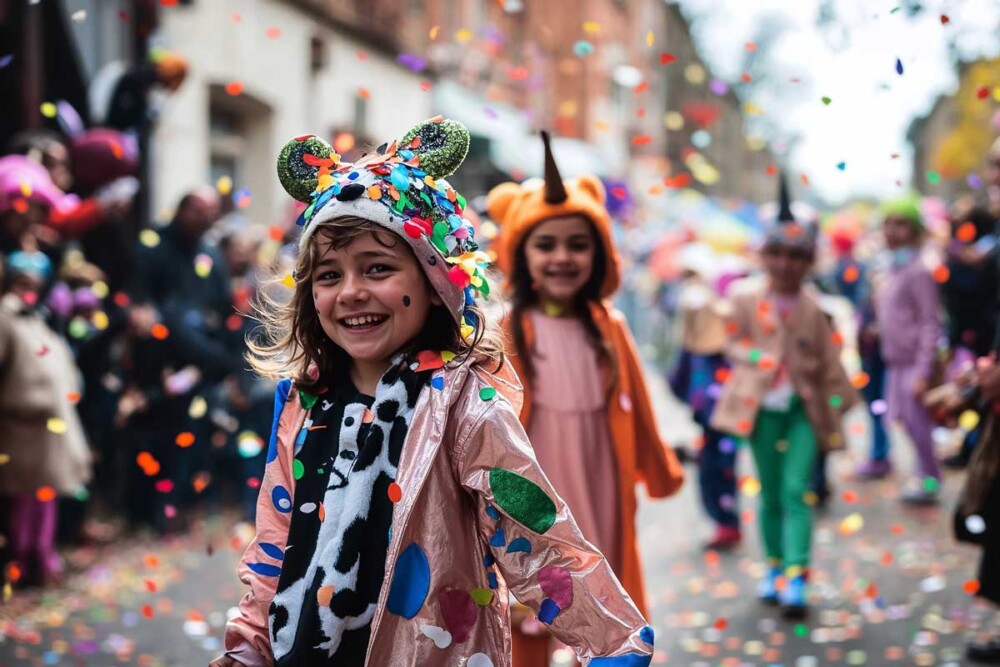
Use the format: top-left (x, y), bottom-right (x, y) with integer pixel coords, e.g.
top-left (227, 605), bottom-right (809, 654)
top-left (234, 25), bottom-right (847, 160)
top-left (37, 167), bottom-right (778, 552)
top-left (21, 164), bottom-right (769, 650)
top-left (875, 253), bottom-right (943, 482)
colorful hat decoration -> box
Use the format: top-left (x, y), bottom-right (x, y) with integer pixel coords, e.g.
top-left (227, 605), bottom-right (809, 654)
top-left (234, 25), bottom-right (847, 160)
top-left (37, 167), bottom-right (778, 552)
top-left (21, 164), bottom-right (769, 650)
top-left (276, 117), bottom-right (490, 335)
top-left (762, 171), bottom-right (817, 252)
top-left (880, 195), bottom-right (924, 232)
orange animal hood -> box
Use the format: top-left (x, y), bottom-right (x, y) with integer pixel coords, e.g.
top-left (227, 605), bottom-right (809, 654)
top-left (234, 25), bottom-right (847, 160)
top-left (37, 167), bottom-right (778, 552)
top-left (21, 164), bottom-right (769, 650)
top-left (486, 132), bottom-right (622, 298)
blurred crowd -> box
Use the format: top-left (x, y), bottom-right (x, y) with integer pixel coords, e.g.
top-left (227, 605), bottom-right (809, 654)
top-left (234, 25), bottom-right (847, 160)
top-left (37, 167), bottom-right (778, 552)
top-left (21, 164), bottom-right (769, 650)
top-left (0, 93), bottom-right (303, 587)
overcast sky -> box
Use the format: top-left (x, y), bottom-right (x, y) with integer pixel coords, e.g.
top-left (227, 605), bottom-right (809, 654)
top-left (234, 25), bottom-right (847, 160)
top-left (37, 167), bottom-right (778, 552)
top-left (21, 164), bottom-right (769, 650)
top-left (674, 0), bottom-right (1000, 204)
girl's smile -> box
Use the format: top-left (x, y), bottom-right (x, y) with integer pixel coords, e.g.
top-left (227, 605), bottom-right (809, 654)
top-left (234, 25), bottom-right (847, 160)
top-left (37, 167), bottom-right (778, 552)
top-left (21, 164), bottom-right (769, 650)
top-left (523, 215), bottom-right (596, 309)
top-left (310, 229), bottom-right (441, 393)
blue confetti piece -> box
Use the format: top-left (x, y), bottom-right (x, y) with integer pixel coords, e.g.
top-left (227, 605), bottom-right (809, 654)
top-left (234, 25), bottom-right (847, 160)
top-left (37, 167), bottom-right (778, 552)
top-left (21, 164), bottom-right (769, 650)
top-left (387, 543), bottom-right (431, 619)
top-left (487, 572), bottom-right (498, 589)
top-left (247, 562), bottom-right (282, 577)
top-left (590, 656), bottom-right (652, 667)
top-left (272, 485), bottom-right (292, 513)
top-left (258, 542), bottom-right (284, 561)
top-left (0, 55), bottom-right (14, 70)
top-left (489, 528), bottom-right (506, 548)
top-left (506, 537), bottom-right (531, 554)
top-left (895, 57), bottom-right (904, 75)
top-left (538, 598), bottom-right (560, 624)
top-left (639, 625), bottom-right (654, 645)
top-left (483, 553), bottom-right (496, 568)
top-left (431, 376), bottom-right (445, 391)
top-left (390, 166), bottom-right (411, 191)
top-left (485, 506), bottom-right (500, 521)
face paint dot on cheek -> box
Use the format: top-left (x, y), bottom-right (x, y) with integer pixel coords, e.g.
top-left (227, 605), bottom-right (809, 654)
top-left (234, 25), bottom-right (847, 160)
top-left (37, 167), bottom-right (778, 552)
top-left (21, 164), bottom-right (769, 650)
top-left (403, 295), bottom-right (411, 307)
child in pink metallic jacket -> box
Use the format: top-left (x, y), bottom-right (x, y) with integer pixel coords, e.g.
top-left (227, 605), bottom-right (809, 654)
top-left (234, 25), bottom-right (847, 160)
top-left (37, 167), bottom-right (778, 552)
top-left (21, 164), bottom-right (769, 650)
top-left (211, 118), bottom-right (654, 667)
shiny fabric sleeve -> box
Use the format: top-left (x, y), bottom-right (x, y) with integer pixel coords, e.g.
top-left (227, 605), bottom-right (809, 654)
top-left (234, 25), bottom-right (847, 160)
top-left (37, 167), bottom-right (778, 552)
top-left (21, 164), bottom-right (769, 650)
top-left (454, 392), bottom-right (655, 666)
top-left (222, 379), bottom-right (294, 667)
top-left (612, 315), bottom-right (684, 498)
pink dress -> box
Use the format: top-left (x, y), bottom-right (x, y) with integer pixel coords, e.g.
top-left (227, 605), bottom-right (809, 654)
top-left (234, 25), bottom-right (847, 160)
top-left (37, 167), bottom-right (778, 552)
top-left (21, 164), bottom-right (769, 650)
top-left (526, 311), bottom-right (622, 571)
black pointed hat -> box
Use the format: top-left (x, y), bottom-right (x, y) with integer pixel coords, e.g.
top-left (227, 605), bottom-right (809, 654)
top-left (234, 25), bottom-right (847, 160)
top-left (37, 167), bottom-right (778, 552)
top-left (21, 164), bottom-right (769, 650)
top-left (540, 130), bottom-right (568, 204)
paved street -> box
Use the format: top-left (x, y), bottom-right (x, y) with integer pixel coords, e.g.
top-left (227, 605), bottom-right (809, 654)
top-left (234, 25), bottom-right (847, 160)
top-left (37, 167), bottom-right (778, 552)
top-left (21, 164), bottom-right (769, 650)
top-left (0, 372), bottom-right (992, 667)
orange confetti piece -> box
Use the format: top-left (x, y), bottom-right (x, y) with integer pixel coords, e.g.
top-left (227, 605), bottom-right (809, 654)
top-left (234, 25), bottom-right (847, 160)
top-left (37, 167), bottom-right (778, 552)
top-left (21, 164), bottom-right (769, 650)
top-left (843, 265), bottom-right (859, 282)
top-left (842, 490), bottom-right (858, 504)
top-left (7, 563), bottom-right (21, 582)
top-left (145, 579), bottom-right (157, 592)
top-left (964, 579), bottom-right (981, 595)
top-left (631, 135), bottom-right (652, 146)
top-left (851, 372), bottom-right (870, 389)
top-left (224, 81), bottom-right (244, 96)
top-left (387, 482), bottom-right (403, 503)
top-left (765, 165), bottom-right (777, 176)
top-left (175, 432), bottom-right (195, 448)
top-left (881, 551), bottom-right (893, 565)
top-left (265, 26), bottom-right (282, 39)
top-left (740, 72), bottom-right (752, 83)
top-left (634, 81), bottom-right (649, 94)
top-left (831, 331), bottom-right (844, 346)
top-left (141, 604), bottom-right (154, 618)
top-left (35, 486), bottom-right (56, 502)
top-left (318, 503), bottom-right (326, 522)
top-left (714, 368), bottom-right (731, 383)
top-left (800, 173), bottom-right (810, 186)
top-left (714, 617), bottom-right (729, 630)
top-left (12, 199), bottom-right (28, 214)
top-left (144, 554), bottom-right (160, 568)
top-left (745, 42), bottom-right (758, 51)
top-left (187, 610), bottom-right (205, 622)
top-left (268, 225), bottom-right (285, 241)
top-left (367, 186), bottom-right (382, 200)
top-left (150, 323), bottom-right (169, 340)
top-left (317, 585), bottom-right (335, 607)
top-left (358, 87), bottom-right (371, 100)
top-left (957, 222), bottom-right (977, 242)
top-left (932, 265), bottom-right (950, 283)
top-left (67, 391), bottom-right (81, 403)
top-left (890, 524), bottom-right (905, 535)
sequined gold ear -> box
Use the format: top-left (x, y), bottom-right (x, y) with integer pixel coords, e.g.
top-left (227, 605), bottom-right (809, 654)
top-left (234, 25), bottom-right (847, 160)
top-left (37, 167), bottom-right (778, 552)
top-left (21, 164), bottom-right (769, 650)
top-left (276, 135), bottom-right (336, 202)
top-left (398, 117), bottom-right (470, 179)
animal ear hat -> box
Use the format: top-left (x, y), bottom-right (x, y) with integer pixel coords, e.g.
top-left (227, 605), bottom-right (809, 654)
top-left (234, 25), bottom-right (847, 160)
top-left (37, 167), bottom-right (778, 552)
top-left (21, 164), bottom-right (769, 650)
top-left (486, 130), bottom-right (622, 298)
top-left (277, 117), bottom-right (489, 334)
top-left (762, 171), bottom-right (817, 253)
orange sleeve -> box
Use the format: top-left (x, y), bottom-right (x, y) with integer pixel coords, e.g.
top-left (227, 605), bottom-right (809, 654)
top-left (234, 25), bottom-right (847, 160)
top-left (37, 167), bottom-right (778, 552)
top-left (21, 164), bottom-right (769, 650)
top-left (615, 316), bottom-right (684, 498)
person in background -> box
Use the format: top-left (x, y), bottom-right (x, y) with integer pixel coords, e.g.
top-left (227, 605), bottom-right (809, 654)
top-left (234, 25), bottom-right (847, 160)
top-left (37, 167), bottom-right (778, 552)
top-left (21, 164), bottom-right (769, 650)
top-left (490, 132), bottom-right (683, 665)
top-left (0, 154), bottom-right (65, 256)
top-left (668, 243), bottom-right (741, 550)
top-left (0, 251), bottom-right (92, 587)
top-left (712, 175), bottom-right (859, 618)
top-left (875, 197), bottom-right (944, 504)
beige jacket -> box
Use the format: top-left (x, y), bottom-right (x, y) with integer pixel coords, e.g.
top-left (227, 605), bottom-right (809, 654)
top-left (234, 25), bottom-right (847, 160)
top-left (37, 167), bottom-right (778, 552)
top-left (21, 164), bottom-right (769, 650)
top-left (0, 294), bottom-right (91, 495)
top-left (710, 281), bottom-right (860, 451)
top-left (224, 359), bottom-right (654, 666)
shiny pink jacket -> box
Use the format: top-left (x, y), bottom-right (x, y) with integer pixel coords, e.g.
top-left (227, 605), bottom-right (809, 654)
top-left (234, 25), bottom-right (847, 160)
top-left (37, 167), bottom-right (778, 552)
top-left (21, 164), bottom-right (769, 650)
top-left (223, 359), bottom-right (654, 667)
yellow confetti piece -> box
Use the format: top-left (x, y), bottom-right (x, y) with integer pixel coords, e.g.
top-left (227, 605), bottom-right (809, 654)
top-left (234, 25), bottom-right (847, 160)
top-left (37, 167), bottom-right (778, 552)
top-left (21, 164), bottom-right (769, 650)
top-left (0, 454), bottom-right (10, 465)
top-left (441, 350), bottom-right (456, 363)
top-left (664, 111), bottom-right (684, 130)
top-left (194, 256), bottom-right (213, 278)
top-left (317, 173), bottom-right (334, 191)
top-left (429, 25), bottom-right (439, 40)
top-left (20, 180), bottom-right (33, 198)
top-left (40, 102), bottom-right (57, 118)
top-left (839, 512), bottom-right (864, 536)
top-left (461, 324), bottom-right (474, 338)
top-left (3, 583), bottom-right (10, 602)
top-left (455, 28), bottom-right (473, 43)
top-left (92, 311), bottom-right (110, 330)
top-left (583, 21), bottom-right (600, 34)
top-left (281, 273), bottom-right (296, 288)
top-left (216, 176), bottom-right (233, 196)
top-left (740, 477), bottom-right (761, 497)
top-left (959, 410), bottom-right (980, 431)
top-left (646, 31), bottom-right (654, 46)
top-left (367, 186), bottom-right (382, 200)
top-left (743, 101), bottom-right (763, 115)
top-left (189, 395), bottom-right (208, 420)
top-left (92, 281), bottom-right (109, 298)
top-left (47, 417), bottom-right (68, 434)
top-left (139, 229), bottom-right (161, 248)
top-left (594, 120), bottom-right (610, 132)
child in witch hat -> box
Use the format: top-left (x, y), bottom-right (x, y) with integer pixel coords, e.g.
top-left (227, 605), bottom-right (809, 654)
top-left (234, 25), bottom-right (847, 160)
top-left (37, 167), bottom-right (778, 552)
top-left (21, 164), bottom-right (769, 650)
top-left (488, 131), bottom-right (684, 665)
top-left (710, 174), bottom-right (859, 617)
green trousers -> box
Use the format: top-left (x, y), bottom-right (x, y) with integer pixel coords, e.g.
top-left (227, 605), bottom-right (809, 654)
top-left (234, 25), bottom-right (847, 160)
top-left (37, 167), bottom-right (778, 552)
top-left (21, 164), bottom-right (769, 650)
top-left (748, 399), bottom-right (818, 570)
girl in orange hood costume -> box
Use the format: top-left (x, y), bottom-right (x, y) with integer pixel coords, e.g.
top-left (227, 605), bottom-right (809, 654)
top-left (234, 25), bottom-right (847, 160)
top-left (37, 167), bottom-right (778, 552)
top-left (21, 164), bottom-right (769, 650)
top-left (488, 133), bottom-right (684, 666)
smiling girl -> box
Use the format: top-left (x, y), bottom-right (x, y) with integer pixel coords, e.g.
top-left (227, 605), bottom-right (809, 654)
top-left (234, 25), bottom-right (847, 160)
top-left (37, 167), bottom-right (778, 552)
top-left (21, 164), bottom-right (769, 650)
top-left (211, 119), bottom-right (654, 667)
top-left (488, 132), bottom-right (684, 666)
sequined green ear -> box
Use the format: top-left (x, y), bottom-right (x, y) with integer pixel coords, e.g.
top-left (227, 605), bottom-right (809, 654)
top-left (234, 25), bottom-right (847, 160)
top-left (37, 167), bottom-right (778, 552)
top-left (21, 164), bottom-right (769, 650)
top-left (276, 135), bottom-right (335, 202)
top-left (399, 118), bottom-right (470, 179)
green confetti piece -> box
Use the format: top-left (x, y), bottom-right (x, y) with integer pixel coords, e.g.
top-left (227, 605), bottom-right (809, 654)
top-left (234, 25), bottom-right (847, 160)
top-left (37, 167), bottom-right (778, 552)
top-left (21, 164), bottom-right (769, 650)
top-left (479, 386), bottom-right (497, 401)
top-left (488, 468), bottom-right (556, 534)
top-left (926, 170), bottom-right (940, 184)
top-left (829, 394), bottom-right (843, 409)
top-left (298, 390), bottom-right (319, 410)
top-left (748, 349), bottom-right (762, 364)
top-left (293, 459), bottom-right (304, 480)
top-left (456, 192), bottom-right (467, 209)
top-left (821, 96), bottom-right (832, 105)
top-left (432, 221), bottom-right (449, 240)
top-left (470, 588), bottom-right (494, 606)
top-left (795, 623), bottom-right (808, 637)
top-left (923, 476), bottom-right (939, 492)
top-left (74, 487), bottom-right (90, 501)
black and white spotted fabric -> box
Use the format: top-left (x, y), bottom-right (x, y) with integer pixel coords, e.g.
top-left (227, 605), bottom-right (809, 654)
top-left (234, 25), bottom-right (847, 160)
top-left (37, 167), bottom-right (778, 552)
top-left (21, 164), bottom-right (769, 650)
top-left (268, 357), bottom-right (430, 666)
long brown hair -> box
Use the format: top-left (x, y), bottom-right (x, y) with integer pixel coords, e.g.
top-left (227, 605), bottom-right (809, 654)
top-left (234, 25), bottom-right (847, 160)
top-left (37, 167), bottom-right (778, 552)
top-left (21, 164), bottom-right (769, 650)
top-left (247, 217), bottom-right (504, 390)
top-left (508, 216), bottom-right (616, 389)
